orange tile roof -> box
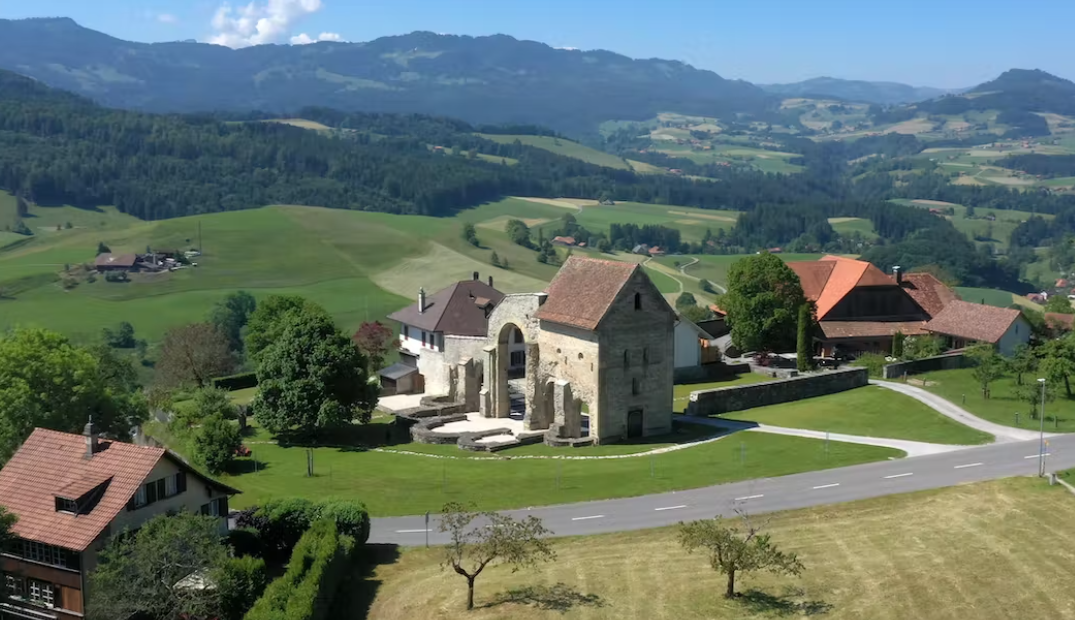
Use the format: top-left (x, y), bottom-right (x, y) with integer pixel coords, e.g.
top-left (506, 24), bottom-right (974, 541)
top-left (1046, 312), bottom-right (1075, 332)
top-left (926, 301), bottom-right (1023, 344)
top-left (0, 429), bottom-right (238, 551)
top-left (535, 256), bottom-right (638, 331)
top-left (787, 256), bottom-right (895, 320)
top-left (818, 320), bottom-right (929, 339)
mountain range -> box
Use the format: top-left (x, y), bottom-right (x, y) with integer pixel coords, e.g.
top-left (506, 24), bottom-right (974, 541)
top-left (759, 77), bottom-right (957, 105)
top-left (0, 18), bottom-right (1071, 137)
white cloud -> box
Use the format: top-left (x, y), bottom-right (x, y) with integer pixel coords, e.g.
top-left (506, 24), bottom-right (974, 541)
top-left (290, 31), bottom-right (342, 45)
top-left (157, 13), bottom-right (179, 24)
top-left (207, 0), bottom-right (326, 48)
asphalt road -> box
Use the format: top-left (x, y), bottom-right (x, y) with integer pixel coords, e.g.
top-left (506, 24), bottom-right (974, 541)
top-left (371, 432), bottom-right (1075, 546)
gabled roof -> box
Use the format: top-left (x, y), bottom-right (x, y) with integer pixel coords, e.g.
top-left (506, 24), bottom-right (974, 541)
top-left (94, 253), bottom-right (137, 268)
top-left (787, 255), bottom-right (895, 320)
top-left (900, 273), bottom-right (959, 318)
top-left (387, 279), bottom-right (504, 337)
top-left (818, 320), bottom-right (929, 340)
top-left (535, 257), bottom-right (639, 331)
top-left (0, 429), bottom-right (237, 551)
top-left (926, 301), bottom-right (1024, 344)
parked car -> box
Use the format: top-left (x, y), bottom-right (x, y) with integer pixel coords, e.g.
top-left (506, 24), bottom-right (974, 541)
top-left (235, 444), bottom-right (252, 457)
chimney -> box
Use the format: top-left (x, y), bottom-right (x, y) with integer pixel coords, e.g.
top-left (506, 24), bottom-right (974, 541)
top-left (473, 271), bottom-right (479, 281)
top-left (893, 265), bottom-right (902, 285)
top-left (418, 288), bottom-right (426, 314)
top-left (488, 276), bottom-right (494, 288)
top-left (84, 416), bottom-right (98, 458)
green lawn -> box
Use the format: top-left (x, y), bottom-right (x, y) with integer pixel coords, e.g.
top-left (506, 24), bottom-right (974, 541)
top-left (828, 217), bottom-right (878, 238)
top-left (672, 253), bottom-right (833, 290)
top-left (673, 374), bottom-right (774, 413)
top-left (918, 368), bottom-right (1075, 433)
top-left (223, 431), bottom-right (900, 515)
top-left (641, 265), bottom-right (680, 294)
top-left (725, 386), bottom-right (993, 445)
top-left (954, 286), bottom-right (1020, 309)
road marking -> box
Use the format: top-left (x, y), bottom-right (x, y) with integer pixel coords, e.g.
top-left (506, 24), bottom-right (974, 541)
top-left (1024, 453), bottom-right (1051, 459)
top-left (954, 462), bottom-right (983, 469)
top-left (395, 529), bottom-right (431, 533)
top-left (734, 494), bottom-right (764, 501)
top-left (812, 483), bottom-right (840, 490)
top-left (883, 473), bottom-right (913, 479)
top-left (571, 515), bottom-right (605, 521)
top-left (654, 505), bottom-right (687, 511)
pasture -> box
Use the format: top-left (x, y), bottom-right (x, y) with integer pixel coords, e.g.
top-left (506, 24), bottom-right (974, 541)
top-left (918, 367), bottom-right (1075, 433)
top-left (667, 253), bottom-right (834, 290)
top-left (476, 134), bottom-right (633, 170)
top-left (356, 478), bottom-right (1075, 620)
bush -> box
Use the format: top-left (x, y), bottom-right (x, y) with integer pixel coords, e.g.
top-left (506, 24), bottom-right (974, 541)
top-left (243, 520), bottom-right (355, 620)
top-left (853, 353), bottom-right (888, 378)
top-left (252, 498), bottom-right (371, 558)
top-left (194, 414), bottom-right (242, 474)
top-left (316, 499), bottom-right (371, 544)
top-left (228, 527), bottom-right (265, 559)
top-left (216, 555), bottom-right (269, 620)
top-left (212, 371), bottom-right (259, 391)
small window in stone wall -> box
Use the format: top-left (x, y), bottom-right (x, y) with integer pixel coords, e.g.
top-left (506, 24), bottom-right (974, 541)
top-left (634, 292), bottom-right (641, 310)
top-left (643, 348), bottom-right (648, 364)
top-left (623, 350), bottom-right (630, 368)
top-left (632, 378), bottom-right (640, 395)
top-left (578, 352), bottom-right (584, 360)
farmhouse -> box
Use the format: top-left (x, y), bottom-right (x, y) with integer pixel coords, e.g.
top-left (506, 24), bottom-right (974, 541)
top-left (388, 257), bottom-right (676, 445)
top-left (551, 236), bottom-right (576, 247)
top-left (92, 253), bottom-right (137, 273)
top-left (0, 423), bottom-right (237, 620)
top-left (787, 255), bottom-right (1029, 356)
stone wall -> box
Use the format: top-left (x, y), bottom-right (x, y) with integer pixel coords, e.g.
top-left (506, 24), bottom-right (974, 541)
top-left (686, 367), bottom-right (868, 417)
top-left (882, 352), bottom-right (966, 379)
top-left (420, 335), bottom-right (489, 396)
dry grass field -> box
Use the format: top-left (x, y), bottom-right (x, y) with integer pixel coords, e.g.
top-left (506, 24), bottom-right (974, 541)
top-left (350, 478), bottom-right (1075, 620)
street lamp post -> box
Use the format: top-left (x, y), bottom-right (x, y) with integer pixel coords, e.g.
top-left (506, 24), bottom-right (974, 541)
top-left (1038, 378), bottom-right (1047, 477)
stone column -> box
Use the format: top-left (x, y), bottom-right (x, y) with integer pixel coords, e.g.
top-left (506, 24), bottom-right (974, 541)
top-left (479, 346), bottom-right (496, 418)
top-left (554, 380), bottom-right (582, 438)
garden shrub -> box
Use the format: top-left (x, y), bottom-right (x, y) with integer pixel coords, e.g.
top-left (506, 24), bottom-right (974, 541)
top-left (216, 555), bottom-right (269, 620)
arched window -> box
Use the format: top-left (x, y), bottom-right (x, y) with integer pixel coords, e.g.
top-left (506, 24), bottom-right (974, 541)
top-left (634, 292), bottom-right (641, 310)
top-left (623, 350), bottom-right (630, 368)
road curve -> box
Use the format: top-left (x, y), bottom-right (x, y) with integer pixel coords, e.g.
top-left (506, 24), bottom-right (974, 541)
top-left (371, 433), bottom-right (1073, 546)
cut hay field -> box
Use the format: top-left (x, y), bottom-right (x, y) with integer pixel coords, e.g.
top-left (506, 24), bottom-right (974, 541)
top-left (476, 134), bottom-right (632, 170)
top-left (354, 479), bottom-right (1075, 620)
top-left (0, 194), bottom-right (745, 346)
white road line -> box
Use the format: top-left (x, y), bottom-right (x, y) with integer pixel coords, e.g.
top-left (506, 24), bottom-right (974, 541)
top-left (954, 462), bottom-right (984, 469)
top-left (654, 505), bottom-right (687, 511)
top-left (812, 483), bottom-right (840, 490)
top-left (734, 494), bottom-right (764, 501)
top-left (395, 529), bottom-right (431, 533)
top-left (884, 473), bottom-right (914, 479)
top-left (571, 515), bottom-right (605, 521)
top-left (1024, 453), bottom-right (1051, 459)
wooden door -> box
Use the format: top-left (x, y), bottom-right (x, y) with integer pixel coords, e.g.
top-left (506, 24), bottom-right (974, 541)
top-left (627, 409), bottom-right (644, 439)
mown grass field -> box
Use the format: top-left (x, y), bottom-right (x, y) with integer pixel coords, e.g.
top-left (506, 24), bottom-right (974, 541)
top-left (667, 253), bottom-right (834, 290)
top-left (223, 431), bottom-right (899, 515)
top-left (918, 367), bottom-right (1075, 432)
top-left (954, 286), bottom-right (1026, 309)
top-left (726, 386), bottom-right (993, 445)
top-left (354, 478), bottom-right (1075, 620)
top-left (477, 134), bottom-right (633, 170)
top-left (889, 198), bottom-right (1045, 250)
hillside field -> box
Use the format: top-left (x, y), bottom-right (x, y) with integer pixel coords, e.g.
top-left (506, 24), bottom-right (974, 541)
top-left (354, 478), bottom-right (1075, 620)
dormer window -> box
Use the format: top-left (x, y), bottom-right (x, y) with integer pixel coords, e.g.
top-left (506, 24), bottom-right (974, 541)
top-left (55, 497), bottom-right (78, 514)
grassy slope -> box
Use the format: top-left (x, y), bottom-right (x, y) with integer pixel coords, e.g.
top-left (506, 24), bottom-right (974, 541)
top-left (225, 432), bottom-right (899, 515)
top-left (727, 386), bottom-right (993, 445)
top-left (672, 374), bottom-right (774, 413)
top-left (356, 479), bottom-right (1075, 620)
top-left (918, 367), bottom-right (1075, 432)
top-left (672, 253), bottom-right (832, 290)
top-left (477, 134), bottom-right (632, 170)
top-left (954, 286), bottom-right (1022, 309)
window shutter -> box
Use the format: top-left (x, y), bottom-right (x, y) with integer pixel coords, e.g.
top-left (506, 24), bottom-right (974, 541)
top-left (145, 482), bottom-right (157, 505)
top-left (176, 472), bottom-right (187, 494)
top-left (216, 497), bottom-right (229, 516)
top-left (200, 503), bottom-right (210, 516)
top-left (156, 479), bottom-right (166, 500)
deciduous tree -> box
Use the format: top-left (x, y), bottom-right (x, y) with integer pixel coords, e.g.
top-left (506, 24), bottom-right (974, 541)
top-left (678, 513), bottom-right (804, 599)
top-left (253, 308), bottom-right (377, 436)
top-left (0, 328), bottom-right (147, 463)
top-left (966, 344), bottom-right (1004, 399)
top-left (1044, 294), bottom-right (1075, 315)
top-left (156, 323), bottom-right (236, 388)
top-left (195, 414), bottom-right (242, 474)
top-left (1015, 379), bottom-right (1054, 419)
top-left (462, 222), bottom-right (480, 247)
top-left (1008, 343), bottom-right (1037, 386)
top-left (352, 321), bottom-right (397, 373)
top-left (0, 505), bottom-right (15, 547)
top-left (244, 295), bottom-right (326, 361)
top-left (505, 219), bottom-right (533, 248)
top-left (439, 502), bottom-right (555, 610)
top-left (903, 335), bottom-right (944, 360)
top-left (1039, 337), bottom-right (1075, 398)
top-left (675, 291), bottom-right (698, 310)
top-left (88, 512), bottom-right (229, 620)
top-left (209, 290), bottom-right (257, 353)
top-left (722, 254), bottom-right (808, 352)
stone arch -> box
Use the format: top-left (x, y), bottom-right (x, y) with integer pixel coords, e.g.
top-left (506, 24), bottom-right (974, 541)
top-left (480, 294), bottom-right (547, 426)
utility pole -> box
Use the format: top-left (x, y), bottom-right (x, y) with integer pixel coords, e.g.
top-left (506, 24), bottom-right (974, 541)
top-left (1038, 378), bottom-right (1047, 477)
top-left (198, 221), bottom-right (203, 254)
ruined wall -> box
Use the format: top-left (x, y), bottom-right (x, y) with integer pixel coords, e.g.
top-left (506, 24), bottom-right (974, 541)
top-left (686, 367), bottom-right (868, 416)
top-left (421, 335), bottom-right (488, 396)
top-left (596, 270), bottom-right (675, 442)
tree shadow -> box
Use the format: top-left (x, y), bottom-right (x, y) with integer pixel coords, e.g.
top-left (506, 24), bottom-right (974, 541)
top-left (328, 544), bottom-right (401, 618)
top-left (275, 420), bottom-right (413, 451)
top-left (482, 582), bottom-right (607, 614)
top-left (227, 457), bottom-right (270, 475)
top-left (739, 587), bottom-right (833, 617)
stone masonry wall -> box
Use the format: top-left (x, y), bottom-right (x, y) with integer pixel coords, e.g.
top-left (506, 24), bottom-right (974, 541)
top-left (882, 352), bottom-right (966, 379)
top-left (686, 367), bottom-right (868, 417)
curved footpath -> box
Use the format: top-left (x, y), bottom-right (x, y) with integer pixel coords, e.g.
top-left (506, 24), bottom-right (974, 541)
top-left (870, 379), bottom-right (1050, 442)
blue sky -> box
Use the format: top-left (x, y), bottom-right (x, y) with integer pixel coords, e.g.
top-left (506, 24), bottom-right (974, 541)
top-left (1, 0), bottom-right (1071, 87)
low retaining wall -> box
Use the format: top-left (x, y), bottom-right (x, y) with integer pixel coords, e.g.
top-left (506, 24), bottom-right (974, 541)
top-left (686, 367), bottom-right (868, 417)
top-left (882, 352), bottom-right (966, 379)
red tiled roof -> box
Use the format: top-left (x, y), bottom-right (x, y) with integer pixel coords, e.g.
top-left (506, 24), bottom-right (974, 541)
top-left (551, 236), bottom-right (576, 245)
top-left (818, 320), bottom-right (929, 340)
top-left (901, 273), bottom-right (959, 318)
top-left (0, 429), bottom-right (237, 551)
top-left (1045, 312), bottom-right (1074, 332)
top-left (787, 256), bottom-right (895, 320)
top-left (926, 300), bottom-right (1023, 344)
top-left (535, 257), bottom-right (638, 331)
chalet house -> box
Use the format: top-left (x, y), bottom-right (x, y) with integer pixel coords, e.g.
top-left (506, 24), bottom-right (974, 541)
top-left (92, 253), bottom-right (137, 273)
top-left (384, 273), bottom-right (523, 395)
top-left (0, 424), bottom-right (238, 620)
top-left (787, 256), bottom-right (1030, 357)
